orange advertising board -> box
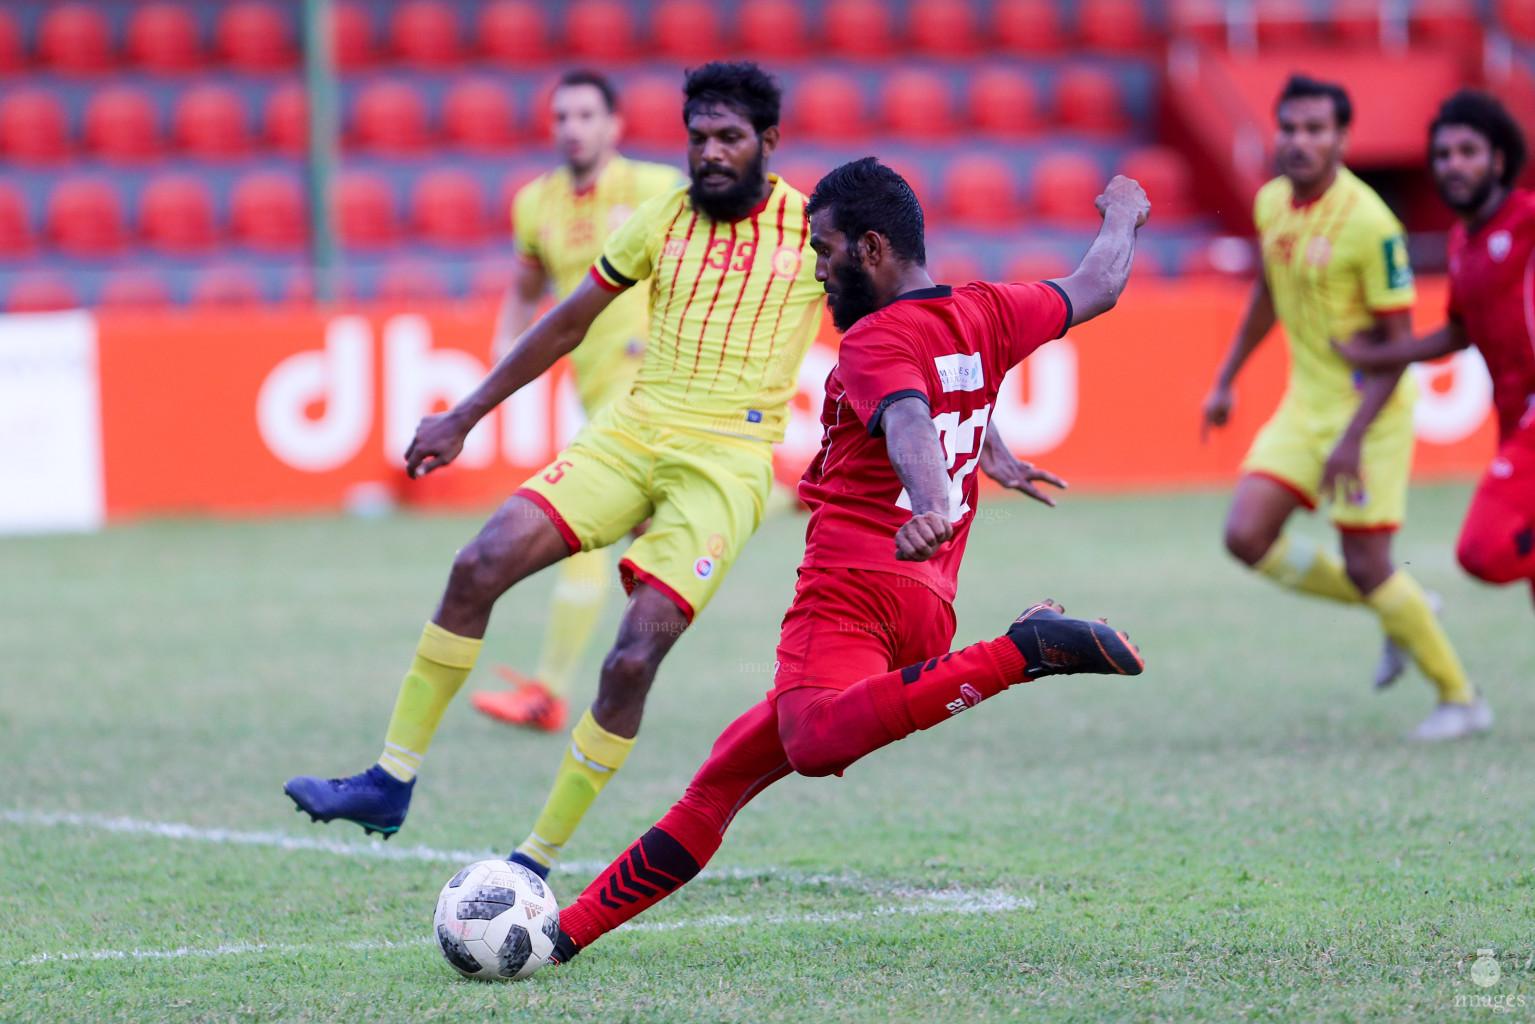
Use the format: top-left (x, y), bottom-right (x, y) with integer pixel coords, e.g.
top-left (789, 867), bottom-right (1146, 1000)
top-left (87, 277), bottom-right (1496, 522)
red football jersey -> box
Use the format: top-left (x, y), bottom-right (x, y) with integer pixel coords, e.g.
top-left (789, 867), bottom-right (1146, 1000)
top-left (1448, 188), bottom-right (1535, 441)
top-left (798, 281), bottom-right (1070, 602)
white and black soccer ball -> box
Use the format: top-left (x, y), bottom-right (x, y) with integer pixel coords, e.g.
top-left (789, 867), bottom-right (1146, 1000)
top-left (433, 859), bottom-right (560, 981)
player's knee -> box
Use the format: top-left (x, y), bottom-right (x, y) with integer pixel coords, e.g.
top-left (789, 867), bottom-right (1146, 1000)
top-left (782, 737), bottom-right (843, 778)
top-left (778, 703), bottom-right (844, 778)
top-left (599, 639), bottom-right (662, 697)
top-left (1457, 533), bottom-right (1516, 583)
top-left (447, 540), bottom-right (514, 606)
top-left (1223, 520), bottom-right (1272, 567)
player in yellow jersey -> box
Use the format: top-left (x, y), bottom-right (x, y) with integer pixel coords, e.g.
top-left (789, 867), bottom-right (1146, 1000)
top-left (1202, 75), bottom-right (1487, 741)
top-left (283, 63), bottom-right (829, 861)
top-left (469, 70), bottom-right (685, 734)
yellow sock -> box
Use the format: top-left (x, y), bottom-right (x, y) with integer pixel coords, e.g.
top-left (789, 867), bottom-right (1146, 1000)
top-left (377, 622), bottom-right (483, 783)
top-left (1365, 571), bottom-right (1473, 704)
top-left (1254, 534), bottom-right (1363, 604)
top-left (515, 709), bottom-right (635, 868)
top-left (532, 548), bottom-right (612, 697)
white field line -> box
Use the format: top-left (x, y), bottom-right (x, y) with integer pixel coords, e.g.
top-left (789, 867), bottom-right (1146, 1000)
top-left (4, 808), bottom-right (1032, 970)
top-left (13, 890), bottom-right (1030, 969)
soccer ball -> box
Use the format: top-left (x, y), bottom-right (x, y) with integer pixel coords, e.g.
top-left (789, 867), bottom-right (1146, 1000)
top-left (433, 859), bottom-right (560, 981)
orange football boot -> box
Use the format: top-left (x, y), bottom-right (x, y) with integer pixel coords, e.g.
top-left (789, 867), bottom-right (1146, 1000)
top-left (470, 667), bottom-right (569, 733)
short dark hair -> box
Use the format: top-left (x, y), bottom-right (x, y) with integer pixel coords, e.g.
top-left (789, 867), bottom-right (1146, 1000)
top-left (806, 157), bottom-right (926, 265)
top-left (1276, 74), bottom-right (1353, 129)
top-left (556, 69), bottom-right (618, 113)
top-left (1431, 89), bottom-right (1528, 188)
top-left (682, 61), bottom-right (781, 134)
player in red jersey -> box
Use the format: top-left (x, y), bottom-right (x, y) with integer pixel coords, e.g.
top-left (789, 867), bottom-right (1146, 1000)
top-left (536, 158), bottom-right (1150, 966)
top-left (1338, 91), bottom-right (1535, 611)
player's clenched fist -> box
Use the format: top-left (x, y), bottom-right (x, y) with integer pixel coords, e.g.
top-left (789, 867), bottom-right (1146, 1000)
top-left (894, 511), bottom-right (955, 562)
top-left (1095, 175), bottom-right (1151, 228)
top-left (404, 410), bottom-right (471, 479)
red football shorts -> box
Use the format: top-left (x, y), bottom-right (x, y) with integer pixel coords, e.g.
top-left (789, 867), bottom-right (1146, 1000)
top-left (769, 567), bottom-right (957, 697)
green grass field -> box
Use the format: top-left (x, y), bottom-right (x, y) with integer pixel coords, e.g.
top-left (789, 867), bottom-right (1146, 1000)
top-left (2, 484), bottom-right (1532, 1023)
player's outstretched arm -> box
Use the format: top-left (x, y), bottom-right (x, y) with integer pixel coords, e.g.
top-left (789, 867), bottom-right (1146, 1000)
top-left (405, 275), bottom-right (617, 478)
top-left (979, 422), bottom-right (1067, 507)
top-left (1051, 175), bottom-right (1150, 327)
top-left (882, 396), bottom-right (955, 562)
top-left (1201, 276), bottom-right (1277, 441)
top-left (1334, 319), bottom-right (1469, 372)
top-left (1321, 309), bottom-right (1414, 501)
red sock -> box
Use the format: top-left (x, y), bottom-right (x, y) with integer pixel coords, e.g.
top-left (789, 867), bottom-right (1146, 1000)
top-left (558, 700), bottom-right (791, 949)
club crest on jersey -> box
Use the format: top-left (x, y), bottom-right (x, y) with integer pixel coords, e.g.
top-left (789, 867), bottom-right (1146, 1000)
top-left (1305, 236), bottom-right (1332, 267)
top-left (771, 245), bottom-right (802, 280)
top-left (707, 533), bottom-right (727, 558)
top-left (662, 237), bottom-right (688, 260)
top-left (1489, 230), bottom-right (1513, 262)
top-left (694, 557), bottom-right (715, 579)
top-left (933, 352), bottom-right (985, 392)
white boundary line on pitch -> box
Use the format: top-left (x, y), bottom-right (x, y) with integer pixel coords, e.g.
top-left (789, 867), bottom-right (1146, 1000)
top-left (13, 890), bottom-right (1030, 969)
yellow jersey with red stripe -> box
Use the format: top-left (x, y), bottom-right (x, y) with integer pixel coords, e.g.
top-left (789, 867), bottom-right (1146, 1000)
top-left (589, 173), bottom-right (825, 443)
top-left (512, 155), bottom-right (685, 411)
top-left (1254, 166), bottom-right (1417, 416)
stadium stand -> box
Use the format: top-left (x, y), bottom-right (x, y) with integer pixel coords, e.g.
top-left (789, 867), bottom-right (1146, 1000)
top-left (0, 0), bottom-right (1519, 308)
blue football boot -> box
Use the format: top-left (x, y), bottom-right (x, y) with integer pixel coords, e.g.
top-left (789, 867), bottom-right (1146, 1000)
top-left (507, 850), bottom-right (551, 880)
top-left (283, 765), bottom-right (413, 838)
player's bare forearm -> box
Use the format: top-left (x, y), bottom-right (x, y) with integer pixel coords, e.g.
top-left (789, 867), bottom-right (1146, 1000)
top-left (882, 396), bottom-right (955, 561)
top-left (1339, 312), bottom-right (1414, 443)
top-left (980, 421), bottom-right (1067, 507)
top-left (1335, 321), bottom-right (1468, 372)
top-left (491, 261), bottom-right (546, 361)
top-left (1055, 209), bottom-right (1142, 326)
top-left (1218, 278), bottom-right (1277, 388)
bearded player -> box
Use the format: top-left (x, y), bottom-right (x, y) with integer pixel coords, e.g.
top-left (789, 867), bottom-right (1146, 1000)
top-left (284, 63), bottom-right (831, 869)
top-left (1201, 75), bottom-right (1484, 741)
top-left (1338, 90), bottom-right (1534, 615)
top-left (522, 159), bottom-right (1148, 968)
top-left (471, 71), bottom-right (684, 734)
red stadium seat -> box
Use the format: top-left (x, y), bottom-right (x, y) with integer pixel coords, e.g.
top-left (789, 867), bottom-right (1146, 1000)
top-left (47, 178), bottom-right (127, 255)
top-left (1166, 0), bottom-right (1227, 46)
top-left (1031, 152), bottom-right (1103, 225)
top-left (231, 172), bottom-right (307, 251)
top-left (774, 159), bottom-right (831, 196)
top-left (993, 0), bottom-right (1065, 54)
top-left (470, 261), bottom-right (517, 301)
top-left (881, 69), bottom-right (955, 141)
top-left (943, 156), bottom-right (1019, 226)
top-left (264, 83), bottom-right (307, 154)
top-left (791, 72), bottom-right (869, 141)
top-left (352, 80), bottom-right (431, 154)
top-left (412, 170), bottom-right (487, 246)
top-left (84, 86), bottom-right (161, 162)
top-left (0, 9), bottom-right (23, 73)
top-left (0, 90), bottom-right (69, 163)
top-left (174, 85), bottom-right (251, 159)
top-left (444, 79), bottom-right (519, 151)
top-left (39, 3), bottom-right (115, 74)
top-left (1255, 0), bottom-right (1317, 47)
top-left (0, 185), bottom-right (34, 256)
top-left (651, 0), bottom-right (724, 60)
top-left (139, 175), bottom-right (218, 253)
top-left (1120, 146), bottom-right (1195, 221)
top-left (479, 0), bottom-right (549, 63)
top-left (127, 2), bottom-right (202, 72)
top-left (391, 0), bottom-right (461, 67)
top-left (1079, 0), bottom-right (1154, 52)
top-left (216, 2), bottom-right (295, 71)
top-left (98, 272), bottom-right (172, 309)
top-left (824, 0), bottom-right (894, 57)
top-left (1331, 0), bottom-right (1383, 47)
top-left (336, 172), bottom-right (397, 249)
top-left (1419, 0), bottom-right (1483, 48)
top-left (565, 0), bottom-right (635, 61)
top-left (969, 68), bottom-right (1042, 137)
top-left (333, 1), bottom-right (378, 70)
top-left (927, 247), bottom-right (984, 286)
top-left (191, 267), bottom-right (264, 308)
top-left (377, 263), bottom-right (449, 303)
top-left (624, 76), bottom-right (688, 146)
top-left (1054, 67), bottom-right (1127, 134)
top-left (737, 0), bottom-right (808, 58)
top-left (1003, 251), bottom-right (1072, 282)
top-left (8, 276), bottom-right (79, 313)
top-left (1500, 0), bottom-right (1535, 41)
top-left (907, 0), bottom-right (977, 56)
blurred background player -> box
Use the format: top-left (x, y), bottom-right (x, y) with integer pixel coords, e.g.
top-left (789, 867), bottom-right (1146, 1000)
top-left (284, 63), bottom-right (832, 863)
top-left (470, 70), bottom-right (684, 734)
top-left (1339, 91), bottom-right (1535, 616)
top-left (543, 159), bottom-right (1147, 966)
top-left (1201, 75), bottom-right (1486, 742)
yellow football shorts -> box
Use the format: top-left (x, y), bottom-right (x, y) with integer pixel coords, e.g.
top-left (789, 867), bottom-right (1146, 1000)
top-left (1241, 393), bottom-right (1414, 531)
top-left (516, 404), bottom-right (773, 620)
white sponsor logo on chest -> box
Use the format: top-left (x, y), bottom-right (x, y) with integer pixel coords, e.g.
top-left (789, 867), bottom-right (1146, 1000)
top-left (933, 352), bottom-right (984, 393)
top-left (1488, 230), bottom-right (1512, 262)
